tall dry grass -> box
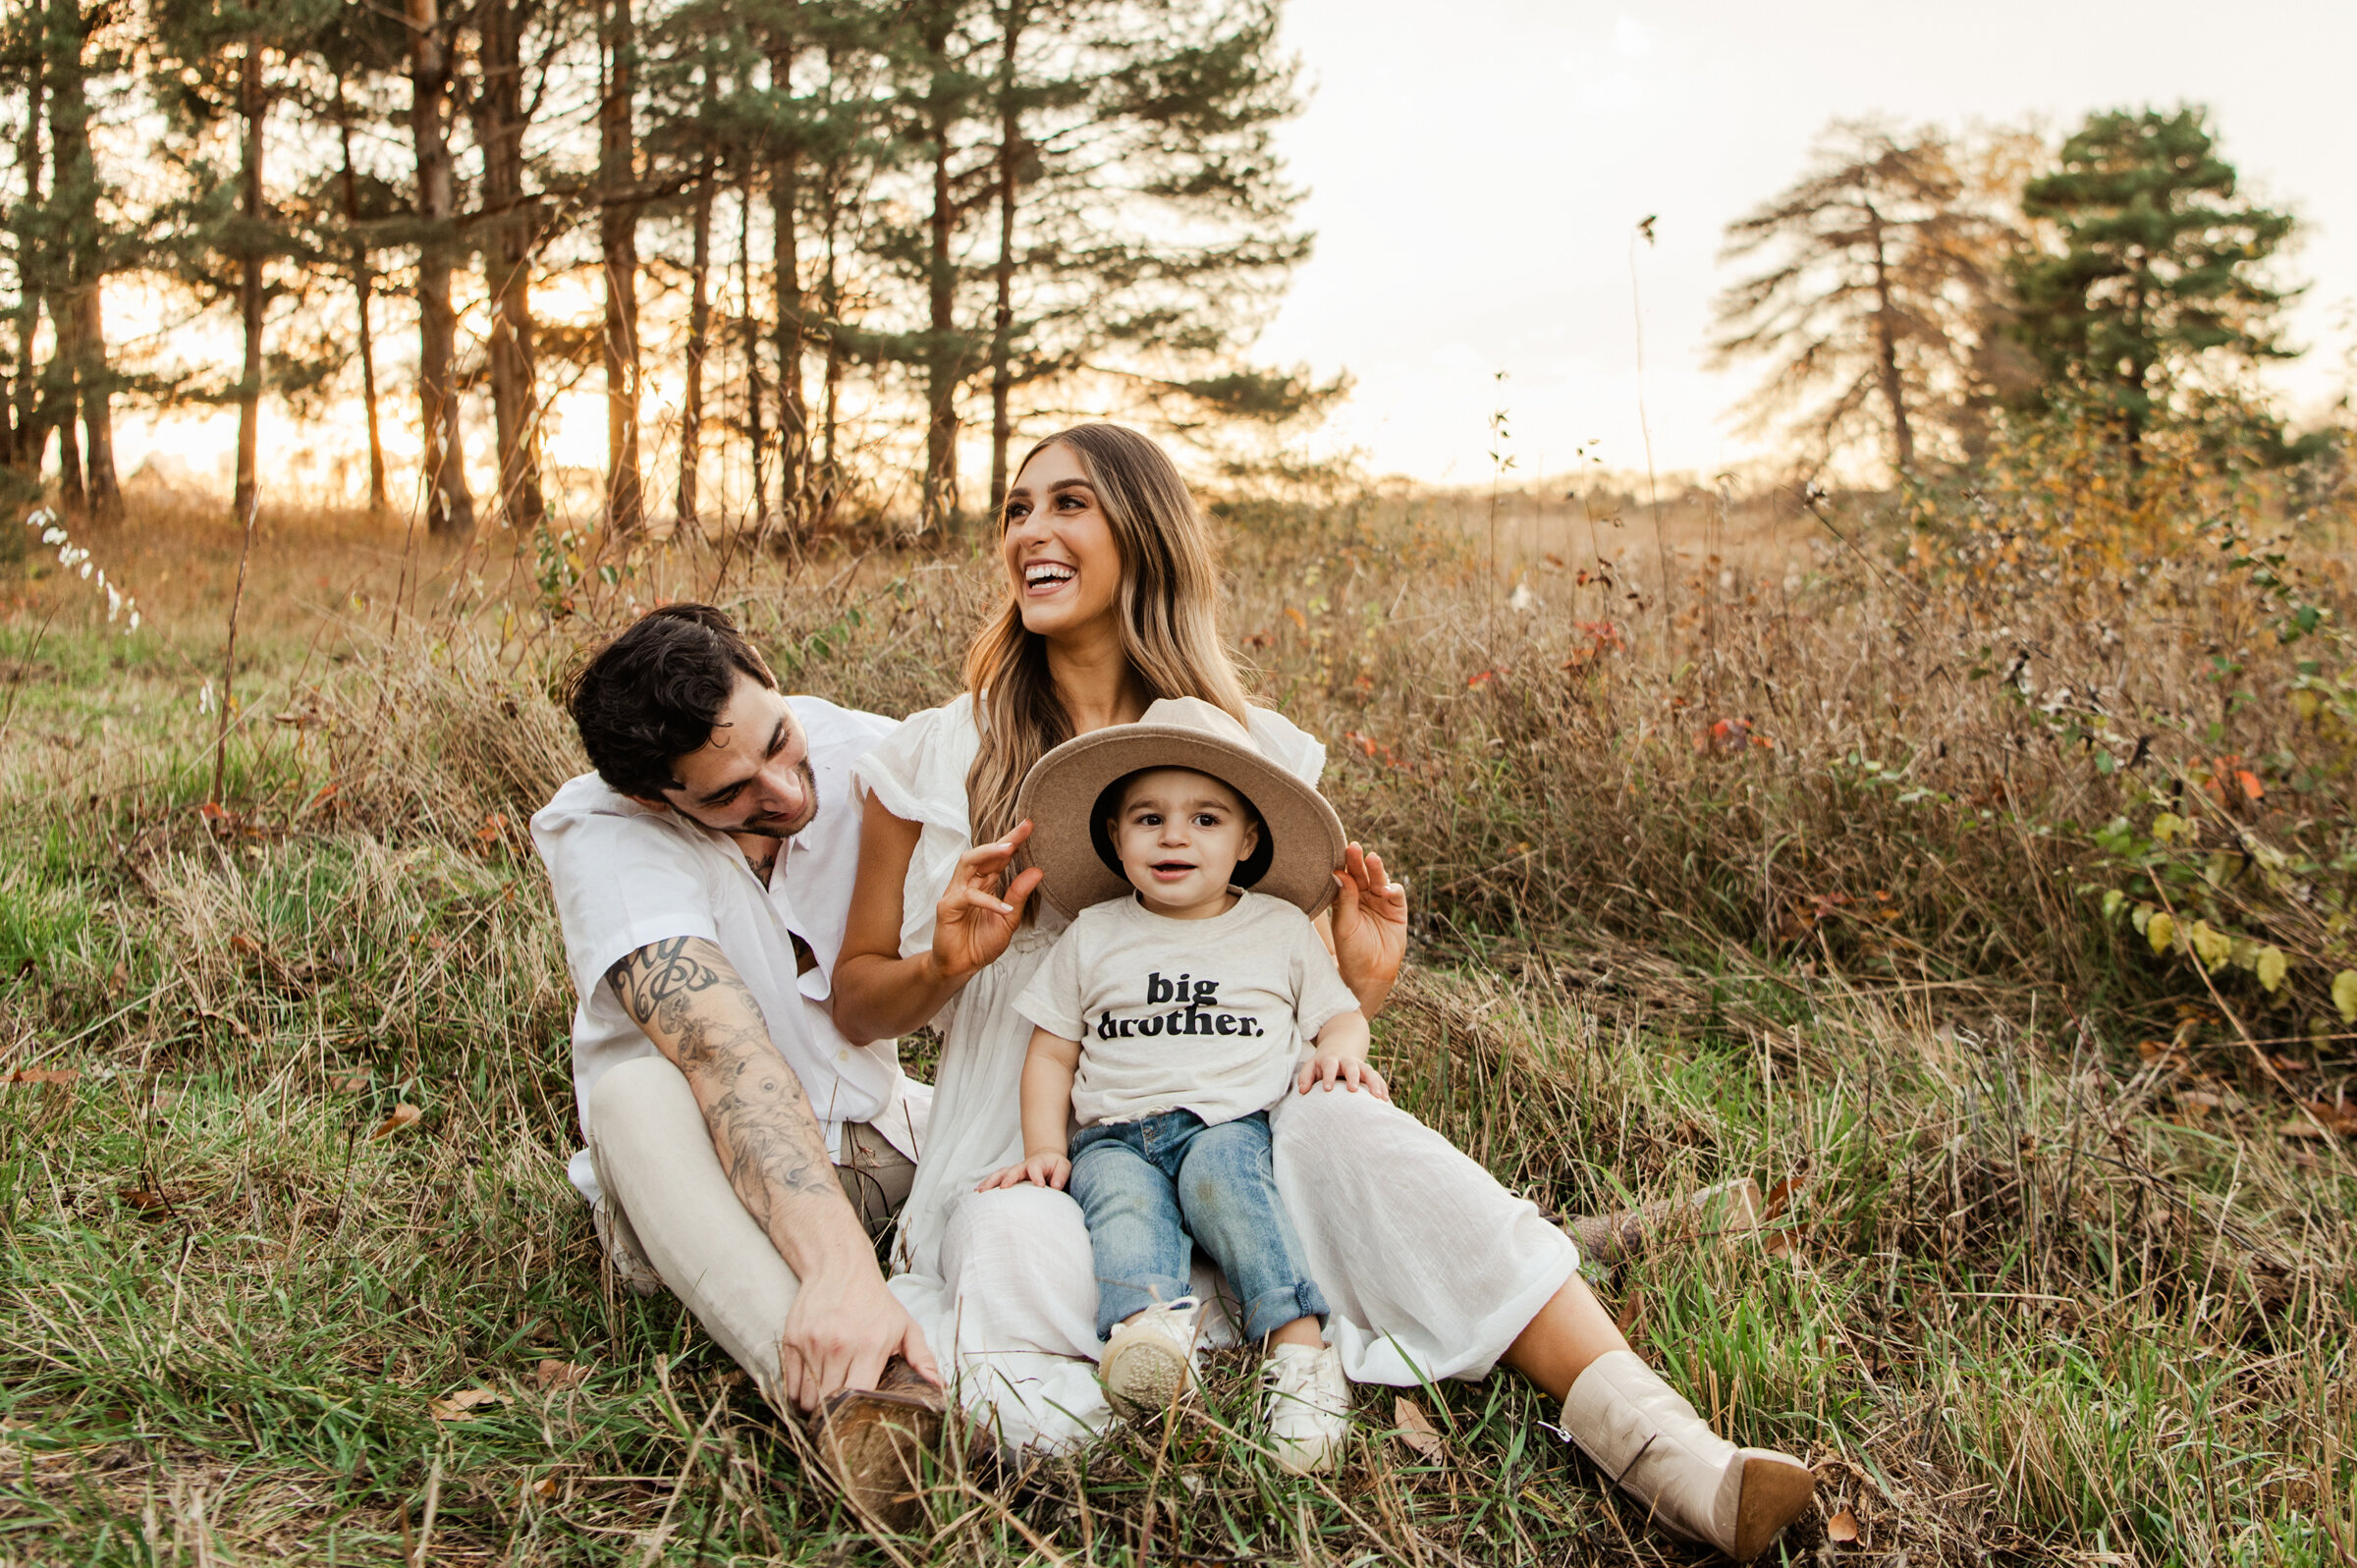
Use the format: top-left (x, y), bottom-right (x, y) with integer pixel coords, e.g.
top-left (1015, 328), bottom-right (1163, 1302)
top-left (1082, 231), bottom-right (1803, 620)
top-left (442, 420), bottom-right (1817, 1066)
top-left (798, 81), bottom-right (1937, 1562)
top-left (1, 422), bottom-right (2353, 1562)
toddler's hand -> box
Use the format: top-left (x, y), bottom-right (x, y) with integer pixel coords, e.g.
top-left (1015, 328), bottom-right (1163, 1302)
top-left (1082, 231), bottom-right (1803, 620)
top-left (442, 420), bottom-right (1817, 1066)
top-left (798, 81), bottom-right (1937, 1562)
top-left (976, 1151), bottom-right (1071, 1191)
top-left (1296, 1051), bottom-right (1389, 1100)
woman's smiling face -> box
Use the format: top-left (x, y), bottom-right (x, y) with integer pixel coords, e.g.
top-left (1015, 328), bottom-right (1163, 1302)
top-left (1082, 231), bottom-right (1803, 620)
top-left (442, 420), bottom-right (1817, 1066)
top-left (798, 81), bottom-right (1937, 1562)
top-left (1002, 441), bottom-right (1124, 640)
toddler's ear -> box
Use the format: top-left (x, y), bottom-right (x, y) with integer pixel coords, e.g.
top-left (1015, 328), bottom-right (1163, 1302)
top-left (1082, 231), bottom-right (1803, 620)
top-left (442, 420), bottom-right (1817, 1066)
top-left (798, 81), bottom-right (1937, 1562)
top-left (1240, 819), bottom-right (1261, 858)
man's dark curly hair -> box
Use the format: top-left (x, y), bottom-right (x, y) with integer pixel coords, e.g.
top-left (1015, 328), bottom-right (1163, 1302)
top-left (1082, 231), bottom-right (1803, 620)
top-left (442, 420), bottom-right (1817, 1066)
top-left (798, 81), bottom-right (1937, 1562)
top-left (564, 603), bottom-right (777, 799)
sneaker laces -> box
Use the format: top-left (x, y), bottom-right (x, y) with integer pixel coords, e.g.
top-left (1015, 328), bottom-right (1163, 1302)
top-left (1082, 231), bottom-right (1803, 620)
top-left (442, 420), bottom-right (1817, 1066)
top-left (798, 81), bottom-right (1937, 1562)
top-left (1260, 1347), bottom-right (1342, 1414)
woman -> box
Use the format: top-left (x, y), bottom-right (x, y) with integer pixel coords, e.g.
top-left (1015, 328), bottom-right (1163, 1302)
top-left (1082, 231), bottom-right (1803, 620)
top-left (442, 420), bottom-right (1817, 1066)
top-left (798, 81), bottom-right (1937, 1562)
top-left (833, 424), bottom-right (1815, 1560)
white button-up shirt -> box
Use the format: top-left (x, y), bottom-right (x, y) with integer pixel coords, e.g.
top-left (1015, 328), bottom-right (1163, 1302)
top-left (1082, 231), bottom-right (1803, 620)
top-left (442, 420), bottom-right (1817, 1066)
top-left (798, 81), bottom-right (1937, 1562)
top-left (531, 694), bottom-right (923, 1204)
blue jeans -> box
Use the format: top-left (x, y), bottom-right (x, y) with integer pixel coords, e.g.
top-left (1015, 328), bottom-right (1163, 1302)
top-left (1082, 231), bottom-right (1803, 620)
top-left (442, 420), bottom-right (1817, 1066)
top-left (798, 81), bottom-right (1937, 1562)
top-left (1068, 1108), bottom-right (1329, 1343)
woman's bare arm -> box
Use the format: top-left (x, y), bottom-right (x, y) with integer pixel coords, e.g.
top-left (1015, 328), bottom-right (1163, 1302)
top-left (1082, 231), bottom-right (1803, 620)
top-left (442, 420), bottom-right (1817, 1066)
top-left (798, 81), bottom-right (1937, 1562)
top-left (831, 793), bottom-right (1045, 1044)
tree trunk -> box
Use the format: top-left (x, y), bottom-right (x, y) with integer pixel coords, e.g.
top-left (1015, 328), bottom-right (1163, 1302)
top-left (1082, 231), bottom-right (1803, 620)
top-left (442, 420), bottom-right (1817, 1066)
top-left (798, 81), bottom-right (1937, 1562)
top-left (234, 42), bottom-right (265, 518)
top-left (46, 3), bottom-right (115, 516)
top-left (476, 0), bottom-right (544, 531)
top-left (1865, 207), bottom-right (1913, 477)
top-left (598, 0), bottom-right (642, 535)
top-left (333, 76), bottom-right (387, 514)
top-left (771, 156), bottom-right (805, 535)
top-left (985, 4), bottom-right (1023, 518)
top-left (53, 370), bottom-right (82, 511)
top-left (5, 49), bottom-right (43, 477)
top-left (767, 27), bottom-right (805, 536)
top-left (921, 100), bottom-right (959, 532)
top-left (74, 282), bottom-right (114, 516)
top-left (817, 137), bottom-right (842, 523)
top-left (740, 171), bottom-right (765, 524)
top-left (679, 153), bottom-right (713, 533)
top-left (406, 0), bottom-right (475, 538)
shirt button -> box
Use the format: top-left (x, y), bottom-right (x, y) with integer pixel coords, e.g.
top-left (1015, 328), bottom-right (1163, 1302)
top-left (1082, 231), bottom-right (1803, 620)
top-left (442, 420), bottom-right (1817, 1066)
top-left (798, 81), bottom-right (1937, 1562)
top-left (837, 1050), bottom-right (850, 1062)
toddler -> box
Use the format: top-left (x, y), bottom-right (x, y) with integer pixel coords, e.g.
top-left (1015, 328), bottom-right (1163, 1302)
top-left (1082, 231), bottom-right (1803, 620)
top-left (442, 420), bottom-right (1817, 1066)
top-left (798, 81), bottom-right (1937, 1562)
top-left (979, 702), bottom-right (1383, 1474)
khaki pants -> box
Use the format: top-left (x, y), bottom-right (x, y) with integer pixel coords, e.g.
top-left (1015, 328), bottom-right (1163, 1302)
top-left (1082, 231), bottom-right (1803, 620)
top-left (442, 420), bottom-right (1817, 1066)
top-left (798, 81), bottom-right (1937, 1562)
top-left (584, 1054), bottom-right (915, 1413)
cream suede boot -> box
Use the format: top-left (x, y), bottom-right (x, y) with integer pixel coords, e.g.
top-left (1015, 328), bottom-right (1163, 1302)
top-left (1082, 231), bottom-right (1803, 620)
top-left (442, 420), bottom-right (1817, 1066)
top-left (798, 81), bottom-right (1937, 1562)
top-left (1560, 1351), bottom-right (1816, 1561)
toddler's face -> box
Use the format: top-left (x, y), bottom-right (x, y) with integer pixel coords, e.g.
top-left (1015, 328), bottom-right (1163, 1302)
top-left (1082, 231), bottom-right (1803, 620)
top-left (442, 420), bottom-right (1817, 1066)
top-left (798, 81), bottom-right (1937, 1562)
top-left (1108, 768), bottom-right (1260, 911)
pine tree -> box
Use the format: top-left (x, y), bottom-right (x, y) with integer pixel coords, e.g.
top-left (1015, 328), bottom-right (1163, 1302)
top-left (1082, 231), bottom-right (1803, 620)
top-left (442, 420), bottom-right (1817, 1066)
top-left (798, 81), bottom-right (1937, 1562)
top-left (38, 0), bottom-right (123, 516)
top-left (401, 0), bottom-right (473, 536)
top-left (1711, 119), bottom-right (2019, 479)
top-left (471, 0), bottom-right (549, 531)
top-left (2010, 106), bottom-right (2297, 446)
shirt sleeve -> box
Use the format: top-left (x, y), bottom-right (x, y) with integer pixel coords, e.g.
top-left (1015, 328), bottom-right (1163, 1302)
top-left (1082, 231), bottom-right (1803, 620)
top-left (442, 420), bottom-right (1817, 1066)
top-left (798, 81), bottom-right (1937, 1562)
top-left (1289, 912), bottom-right (1362, 1041)
top-left (532, 807), bottom-right (719, 1002)
top-left (1245, 706), bottom-right (1328, 788)
top-left (1014, 923), bottom-right (1089, 1041)
top-left (850, 699), bottom-right (976, 837)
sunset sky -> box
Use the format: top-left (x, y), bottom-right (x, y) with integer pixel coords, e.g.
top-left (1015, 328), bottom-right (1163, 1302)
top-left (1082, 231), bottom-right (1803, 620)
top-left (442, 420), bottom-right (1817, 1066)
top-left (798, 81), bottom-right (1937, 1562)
top-left (1255, 0), bottom-right (2357, 483)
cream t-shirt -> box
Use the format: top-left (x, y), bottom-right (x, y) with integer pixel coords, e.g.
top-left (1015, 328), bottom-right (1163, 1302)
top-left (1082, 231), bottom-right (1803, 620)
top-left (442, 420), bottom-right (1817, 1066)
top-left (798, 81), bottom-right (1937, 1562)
top-left (1014, 890), bottom-right (1361, 1128)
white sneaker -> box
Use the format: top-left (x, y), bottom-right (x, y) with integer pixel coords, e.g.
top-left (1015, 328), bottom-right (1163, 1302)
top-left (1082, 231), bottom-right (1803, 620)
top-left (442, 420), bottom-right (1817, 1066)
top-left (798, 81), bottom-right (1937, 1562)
top-left (1100, 1297), bottom-right (1202, 1418)
top-left (592, 1196), bottom-right (664, 1298)
top-left (1262, 1342), bottom-right (1350, 1474)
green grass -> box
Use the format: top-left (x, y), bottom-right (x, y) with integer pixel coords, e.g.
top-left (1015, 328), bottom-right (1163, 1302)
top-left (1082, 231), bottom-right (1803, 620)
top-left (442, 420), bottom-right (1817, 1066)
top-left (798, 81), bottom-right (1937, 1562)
top-left (0, 509), bottom-right (2352, 1565)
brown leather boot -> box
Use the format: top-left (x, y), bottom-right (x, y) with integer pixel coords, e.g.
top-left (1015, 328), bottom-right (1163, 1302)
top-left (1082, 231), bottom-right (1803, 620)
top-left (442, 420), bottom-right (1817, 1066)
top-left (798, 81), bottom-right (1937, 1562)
top-left (815, 1359), bottom-right (945, 1534)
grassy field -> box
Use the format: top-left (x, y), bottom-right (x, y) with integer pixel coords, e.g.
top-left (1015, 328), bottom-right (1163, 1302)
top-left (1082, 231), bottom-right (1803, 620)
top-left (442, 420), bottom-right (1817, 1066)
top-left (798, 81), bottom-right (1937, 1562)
top-left (0, 464), bottom-right (2352, 1566)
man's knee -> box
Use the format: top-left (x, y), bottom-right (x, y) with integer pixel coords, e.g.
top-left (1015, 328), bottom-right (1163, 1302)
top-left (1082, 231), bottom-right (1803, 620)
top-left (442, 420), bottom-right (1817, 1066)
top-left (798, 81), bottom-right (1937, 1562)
top-left (586, 1053), bottom-right (697, 1147)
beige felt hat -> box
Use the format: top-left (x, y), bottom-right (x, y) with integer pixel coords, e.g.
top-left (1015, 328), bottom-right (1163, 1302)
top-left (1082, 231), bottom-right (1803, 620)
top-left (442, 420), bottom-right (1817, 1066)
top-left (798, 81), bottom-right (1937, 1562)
top-left (1014, 696), bottom-right (1345, 920)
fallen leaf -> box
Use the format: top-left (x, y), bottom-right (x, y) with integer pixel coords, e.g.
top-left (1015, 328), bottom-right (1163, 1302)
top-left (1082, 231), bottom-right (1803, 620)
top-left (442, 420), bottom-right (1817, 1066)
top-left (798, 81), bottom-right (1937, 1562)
top-left (193, 1008), bottom-right (252, 1041)
top-left (329, 1068), bottom-right (372, 1093)
top-left (1612, 1286), bottom-right (1644, 1339)
top-left (118, 1187), bottom-right (173, 1217)
top-left (521, 1476), bottom-right (557, 1502)
top-left (371, 1103), bottom-right (422, 1140)
top-left (229, 933), bottom-right (262, 958)
top-left (1827, 1509), bottom-right (1859, 1542)
top-left (534, 1359), bottom-right (588, 1392)
top-left (2299, 1100), bottom-right (2357, 1135)
top-left (2279, 1119), bottom-right (2328, 1139)
top-left (429, 1387), bottom-right (509, 1422)
top-left (1392, 1396), bottom-right (1444, 1462)
top-left (2, 1067), bottom-right (79, 1086)
top-left (1762, 1174), bottom-right (1805, 1221)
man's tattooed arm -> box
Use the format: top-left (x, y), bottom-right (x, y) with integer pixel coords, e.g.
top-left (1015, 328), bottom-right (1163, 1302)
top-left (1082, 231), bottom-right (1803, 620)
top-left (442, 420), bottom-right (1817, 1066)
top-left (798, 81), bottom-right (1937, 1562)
top-left (606, 935), bottom-right (935, 1407)
top-left (608, 937), bottom-right (853, 1250)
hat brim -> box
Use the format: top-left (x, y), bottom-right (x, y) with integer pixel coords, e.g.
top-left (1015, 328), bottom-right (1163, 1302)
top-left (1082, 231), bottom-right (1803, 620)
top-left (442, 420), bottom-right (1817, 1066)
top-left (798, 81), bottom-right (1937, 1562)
top-left (1014, 724), bottom-right (1345, 921)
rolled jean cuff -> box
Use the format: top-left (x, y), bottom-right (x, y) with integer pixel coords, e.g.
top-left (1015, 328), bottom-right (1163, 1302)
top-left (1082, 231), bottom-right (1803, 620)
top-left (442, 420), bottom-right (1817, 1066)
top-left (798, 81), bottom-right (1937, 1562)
top-left (1095, 1273), bottom-right (1195, 1341)
top-left (1238, 1278), bottom-right (1327, 1343)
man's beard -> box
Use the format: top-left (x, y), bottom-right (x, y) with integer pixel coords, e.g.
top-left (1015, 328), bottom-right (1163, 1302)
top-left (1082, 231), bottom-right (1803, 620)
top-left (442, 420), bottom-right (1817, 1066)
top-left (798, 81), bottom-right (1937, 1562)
top-left (694, 762), bottom-right (819, 840)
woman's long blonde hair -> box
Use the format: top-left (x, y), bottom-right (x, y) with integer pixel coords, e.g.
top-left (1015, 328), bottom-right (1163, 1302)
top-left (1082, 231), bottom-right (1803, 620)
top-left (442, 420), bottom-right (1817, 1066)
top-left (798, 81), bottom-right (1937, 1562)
top-left (964, 423), bottom-right (1251, 844)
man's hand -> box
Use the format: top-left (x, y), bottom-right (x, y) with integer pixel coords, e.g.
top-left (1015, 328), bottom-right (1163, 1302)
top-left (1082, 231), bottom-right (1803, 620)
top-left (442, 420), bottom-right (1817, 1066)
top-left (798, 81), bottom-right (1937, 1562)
top-left (1330, 842), bottom-right (1408, 1017)
top-left (977, 1150), bottom-right (1071, 1191)
top-left (931, 819), bottom-right (1045, 986)
top-left (779, 1264), bottom-right (940, 1411)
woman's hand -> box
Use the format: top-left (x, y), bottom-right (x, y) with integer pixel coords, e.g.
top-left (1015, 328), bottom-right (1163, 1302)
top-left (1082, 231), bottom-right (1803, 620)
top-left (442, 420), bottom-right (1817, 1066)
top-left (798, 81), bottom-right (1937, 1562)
top-left (1330, 842), bottom-right (1408, 1017)
top-left (977, 1150), bottom-right (1071, 1191)
top-left (930, 819), bottom-right (1046, 987)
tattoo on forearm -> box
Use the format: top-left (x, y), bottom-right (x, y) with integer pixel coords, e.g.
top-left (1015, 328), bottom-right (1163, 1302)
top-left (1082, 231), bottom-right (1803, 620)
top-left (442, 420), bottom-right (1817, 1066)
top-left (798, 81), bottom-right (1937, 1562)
top-left (607, 939), bottom-right (842, 1231)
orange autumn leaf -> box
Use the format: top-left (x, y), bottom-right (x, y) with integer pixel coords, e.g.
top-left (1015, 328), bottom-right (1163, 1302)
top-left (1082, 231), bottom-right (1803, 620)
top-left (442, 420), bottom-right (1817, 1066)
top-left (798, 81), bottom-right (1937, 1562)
top-left (371, 1103), bottom-right (423, 1139)
top-left (1393, 1395), bottom-right (1444, 1462)
top-left (1827, 1509), bottom-right (1859, 1542)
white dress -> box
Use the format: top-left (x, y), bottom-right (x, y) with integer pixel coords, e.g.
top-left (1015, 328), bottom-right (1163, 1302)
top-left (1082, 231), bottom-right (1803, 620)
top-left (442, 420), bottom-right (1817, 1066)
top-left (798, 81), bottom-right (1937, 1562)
top-left (853, 695), bottom-right (1579, 1448)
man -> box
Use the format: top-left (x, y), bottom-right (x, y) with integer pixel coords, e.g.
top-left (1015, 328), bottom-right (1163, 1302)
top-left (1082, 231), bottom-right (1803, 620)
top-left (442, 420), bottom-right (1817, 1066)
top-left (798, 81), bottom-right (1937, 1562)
top-left (530, 602), bottom-right (938, 1515)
